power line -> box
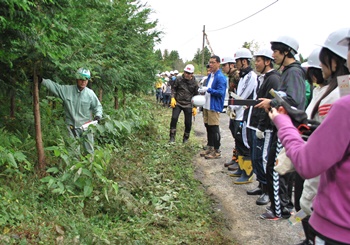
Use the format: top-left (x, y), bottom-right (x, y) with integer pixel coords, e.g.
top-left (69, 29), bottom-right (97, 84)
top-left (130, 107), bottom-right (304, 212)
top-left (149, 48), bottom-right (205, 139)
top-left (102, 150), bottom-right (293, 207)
top-left (207, 0), bottom-right (278, 32)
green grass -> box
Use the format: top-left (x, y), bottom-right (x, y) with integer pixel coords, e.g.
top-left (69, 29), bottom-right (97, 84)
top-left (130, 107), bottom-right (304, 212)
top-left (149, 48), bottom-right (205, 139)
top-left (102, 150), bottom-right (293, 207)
top-left (0, 96), bottom-right (234, 245)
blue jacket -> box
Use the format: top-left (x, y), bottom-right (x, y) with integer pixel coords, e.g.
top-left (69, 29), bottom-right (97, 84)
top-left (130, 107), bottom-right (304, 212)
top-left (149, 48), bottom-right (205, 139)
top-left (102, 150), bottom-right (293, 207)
top-left (207, 69), bottom-right (227, 113)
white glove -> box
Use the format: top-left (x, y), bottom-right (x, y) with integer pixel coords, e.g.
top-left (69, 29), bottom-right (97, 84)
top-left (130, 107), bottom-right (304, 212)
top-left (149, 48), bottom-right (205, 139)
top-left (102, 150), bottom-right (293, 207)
top-left (226, 105), bottom-right (236, 119)
top-left (198, 86), bottom-right (208, 93)
top-left (256, 129), bottom-right (264, 139)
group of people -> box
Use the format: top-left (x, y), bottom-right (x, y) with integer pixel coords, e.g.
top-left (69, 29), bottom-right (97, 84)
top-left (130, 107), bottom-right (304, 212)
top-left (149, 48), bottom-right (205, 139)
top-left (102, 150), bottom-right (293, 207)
top-left (229, 29), bottom-right (349, 245)
top-left (164, 27), bottom-right (350, 245)
top-left (154, 70), bottom-right (179, 107)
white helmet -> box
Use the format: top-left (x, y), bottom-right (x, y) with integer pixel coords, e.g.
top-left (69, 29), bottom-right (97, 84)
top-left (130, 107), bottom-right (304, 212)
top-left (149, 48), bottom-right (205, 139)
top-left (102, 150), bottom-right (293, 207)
top-left (234, 48), bottom-right (253, 60)
top-left (338, 28), bottom-right (350, 46)
top-left (253, 48), bottom-right (274, 60)
top-left (191, 95), bottom-right (206, 107)
top-left (76, 68), bottom-right (91, 80)
top-left (184, 64), bottom-right (195, 73)
top-left (301, 47), bottom-right (322, 69)
top-left (170, 70), bottom-right (174, 75)
top-left (174, 70), bottom-right (179, 74)
top-left (271, 35), bottom-right (299, 55)
top-left (220, 57), bottom-right (236, 64)
top-left (165, 71), bottom-right (170, 77)
top-left (321, 28), bottom-right (349, 60)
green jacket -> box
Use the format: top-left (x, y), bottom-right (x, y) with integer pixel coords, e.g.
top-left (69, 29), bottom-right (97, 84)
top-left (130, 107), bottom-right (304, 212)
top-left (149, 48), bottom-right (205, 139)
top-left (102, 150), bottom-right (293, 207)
top-left (42, 79), bottom-right (103, 128)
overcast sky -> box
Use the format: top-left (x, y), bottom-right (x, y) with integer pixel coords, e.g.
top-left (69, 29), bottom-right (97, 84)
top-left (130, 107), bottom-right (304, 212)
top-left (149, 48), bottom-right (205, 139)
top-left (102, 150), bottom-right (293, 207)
top-left (142, 0), bottom-right (349, 62)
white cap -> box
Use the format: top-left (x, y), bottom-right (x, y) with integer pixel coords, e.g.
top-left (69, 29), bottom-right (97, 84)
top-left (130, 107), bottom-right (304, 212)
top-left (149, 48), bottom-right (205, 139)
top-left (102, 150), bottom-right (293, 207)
top-left (271, 35), bottom-right (299, 55)
top-left (174, 70), bottom-right (179, 74)
top-left (170, 71), bottom-right (174, 75)
top-left (234, 48), bottom-right (253, 60)
top-left (253, 48), bottom-right (274, 60)
top-left (301, 47), bottom-right (322, 69)
top-left (338, 28), bottom-right (350, 46)
top-left (76, 68), bottom-right (91, 80)
top-left (184, 64), bottom-right (195, 73)
top-left (321, 28), bottom-right (349, 59)
top-left (220, 57), bottom-right (236, 64)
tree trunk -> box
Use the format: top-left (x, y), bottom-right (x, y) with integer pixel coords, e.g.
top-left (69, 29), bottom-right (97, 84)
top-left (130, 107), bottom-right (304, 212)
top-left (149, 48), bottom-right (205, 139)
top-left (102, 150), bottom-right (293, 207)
top-left (114, 86), bottom-right (119, 110)
top-left (33, 66), bottom-right (46, 174)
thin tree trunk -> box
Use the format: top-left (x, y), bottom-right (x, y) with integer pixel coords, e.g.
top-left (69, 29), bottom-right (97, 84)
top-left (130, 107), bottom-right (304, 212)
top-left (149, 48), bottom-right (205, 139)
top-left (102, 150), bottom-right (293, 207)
top-left (33, 65), bottom-right (46, 174)
top-left (114, 86), bottom-right (119, 109)
top-left (99, 88), bottom-right (103, 102)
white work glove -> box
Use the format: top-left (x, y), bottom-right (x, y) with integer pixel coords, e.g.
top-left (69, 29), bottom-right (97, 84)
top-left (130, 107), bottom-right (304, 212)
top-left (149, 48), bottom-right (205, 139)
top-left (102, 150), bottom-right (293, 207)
top-left (256, 129), bottom-right (264, 139)
top-left (198, 86), bottom-right (208, 94)
top-left (227, 105), bottom-right (236, 119)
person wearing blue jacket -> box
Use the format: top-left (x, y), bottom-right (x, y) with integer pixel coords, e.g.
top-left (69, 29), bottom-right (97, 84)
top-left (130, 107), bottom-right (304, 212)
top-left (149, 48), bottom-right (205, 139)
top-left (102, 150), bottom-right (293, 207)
top-left (199, 55), bottom-right (227, 159)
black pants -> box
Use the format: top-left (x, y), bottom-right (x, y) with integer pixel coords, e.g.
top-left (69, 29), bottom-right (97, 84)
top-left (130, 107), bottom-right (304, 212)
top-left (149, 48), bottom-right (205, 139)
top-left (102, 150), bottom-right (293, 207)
top-left (266, 130), bottom-right (293, 217)
top-left (208, 125), bottom-right (220, 150)
top-left (170, 105), bottom-right (192, 134)
top-left (233, 120), bottom-right (250, 157)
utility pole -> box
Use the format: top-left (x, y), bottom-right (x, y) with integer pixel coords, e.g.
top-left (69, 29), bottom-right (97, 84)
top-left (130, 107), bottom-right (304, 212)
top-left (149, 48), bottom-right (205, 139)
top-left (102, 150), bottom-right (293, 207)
top-left (201, 25), bottom-right (205, 75)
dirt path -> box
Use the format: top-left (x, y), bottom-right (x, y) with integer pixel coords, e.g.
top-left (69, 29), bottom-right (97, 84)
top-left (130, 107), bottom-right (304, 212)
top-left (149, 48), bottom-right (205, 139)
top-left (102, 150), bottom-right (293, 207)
top-left (193, 111), bottom-right (304, 245)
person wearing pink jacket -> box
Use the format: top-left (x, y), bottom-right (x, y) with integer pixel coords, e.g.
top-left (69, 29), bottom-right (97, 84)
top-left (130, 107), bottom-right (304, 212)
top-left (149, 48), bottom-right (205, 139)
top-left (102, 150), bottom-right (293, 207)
top-left (270, 28), bottom-right (350, 245)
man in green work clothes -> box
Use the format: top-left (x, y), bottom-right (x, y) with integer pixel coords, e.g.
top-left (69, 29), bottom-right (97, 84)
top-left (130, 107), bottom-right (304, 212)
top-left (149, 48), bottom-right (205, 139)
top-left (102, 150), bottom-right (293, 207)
top-left (41, 68), bottom-right (103, 154)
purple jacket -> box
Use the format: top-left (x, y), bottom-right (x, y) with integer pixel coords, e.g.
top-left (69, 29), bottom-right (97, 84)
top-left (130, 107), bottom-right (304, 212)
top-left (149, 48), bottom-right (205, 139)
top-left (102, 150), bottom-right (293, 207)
top-left (273, 95), bottom-right (350, 244)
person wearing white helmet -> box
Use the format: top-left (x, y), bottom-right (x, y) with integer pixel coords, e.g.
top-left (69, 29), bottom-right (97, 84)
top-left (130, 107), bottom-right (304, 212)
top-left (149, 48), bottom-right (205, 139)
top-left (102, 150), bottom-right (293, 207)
top-left (155, 73), bottom-right (164, 103)
top-left (228, 48), bottom-right (258, 185)
top-left (220, 57), bottom-right (239, 93)
top-left (338, 28), bottom-right (350, 69)
top-left (169, 64), bottom-right (199, 143)
top-left (198, 55), bottom-right (227, 159)
top-left (168, 70), bottom-right (177, 87)
top-left (257, 35), bottom-right (306, 221)
top-left (220, 56), bottom-right (240, 169)
top-left (268, 28), bottom-right (350, 245)
top-left (244, 48), bottom-right (281, 206)
top-left (40, 68), bottom-right (103, 155)
top-left (293, 29), bottom-right (350, 245)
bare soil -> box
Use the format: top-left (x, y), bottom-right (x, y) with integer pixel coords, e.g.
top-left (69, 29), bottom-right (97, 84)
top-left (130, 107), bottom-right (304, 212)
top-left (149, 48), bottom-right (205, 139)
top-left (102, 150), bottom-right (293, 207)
top-left (193, 111), bottom-right (304, 245)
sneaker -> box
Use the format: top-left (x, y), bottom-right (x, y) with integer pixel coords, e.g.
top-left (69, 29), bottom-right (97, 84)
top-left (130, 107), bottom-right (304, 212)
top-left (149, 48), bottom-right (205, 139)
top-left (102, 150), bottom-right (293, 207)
top-left (260, 210), bottom-right (280, 220)
top-left (200, 147), bottom-right (213, 157)
top-left (205, 150), bottom-right (221, 159)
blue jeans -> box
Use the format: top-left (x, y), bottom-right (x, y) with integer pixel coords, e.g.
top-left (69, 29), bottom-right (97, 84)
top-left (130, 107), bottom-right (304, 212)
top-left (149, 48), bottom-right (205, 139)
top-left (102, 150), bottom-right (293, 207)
top-left (163, 93), bottom-right (171, 106)
top-left (156, 88), bottom-right (162, 103)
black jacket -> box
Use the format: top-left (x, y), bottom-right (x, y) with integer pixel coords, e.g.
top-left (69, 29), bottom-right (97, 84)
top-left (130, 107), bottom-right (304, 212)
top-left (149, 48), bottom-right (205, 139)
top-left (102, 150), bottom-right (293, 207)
top-left (250, 70), bottom-right (281, 131)
top-left (171, 75), bottom-right (199, 108)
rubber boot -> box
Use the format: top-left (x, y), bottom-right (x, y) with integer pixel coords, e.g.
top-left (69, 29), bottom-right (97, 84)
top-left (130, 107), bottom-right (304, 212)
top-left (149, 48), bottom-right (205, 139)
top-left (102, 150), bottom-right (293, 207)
top-left (229, 155), bottom-right (243, 177)
top-left (183, 132), bottom-right (190, 143)
top-left (233, 158), bottom-right (253, 184)
top-left (256, 183), bottom-right (270, 205)
top-left (169, 129), bottom-right (176, 143)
